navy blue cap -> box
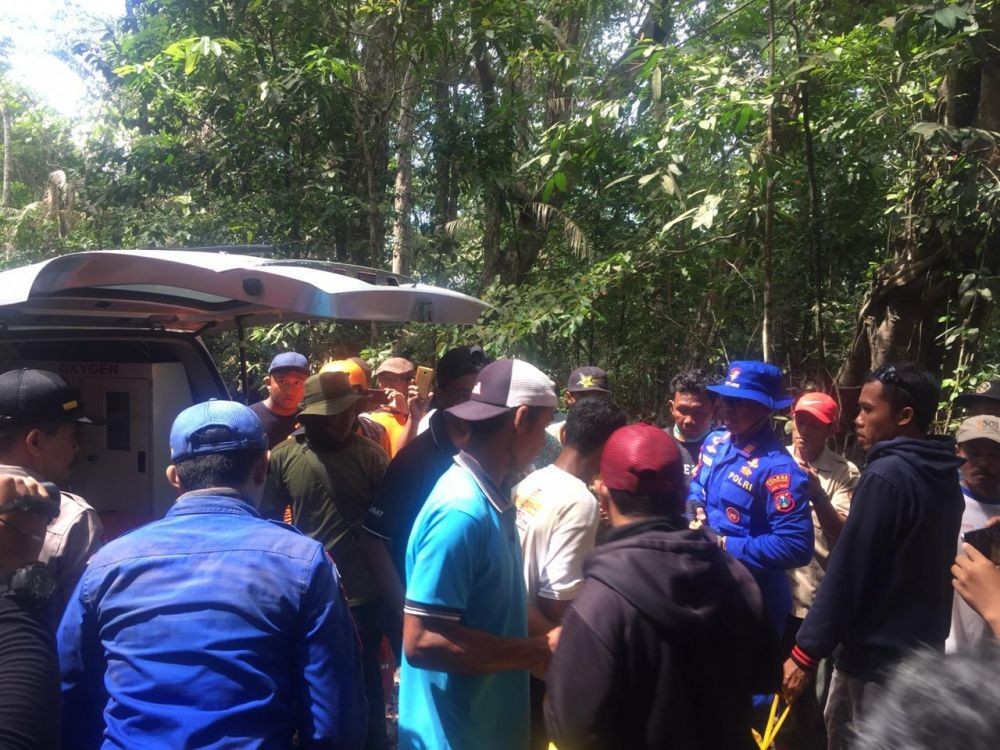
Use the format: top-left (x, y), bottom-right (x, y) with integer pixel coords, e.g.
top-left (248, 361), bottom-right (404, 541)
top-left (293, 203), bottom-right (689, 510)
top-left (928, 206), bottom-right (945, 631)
top-left (268, 352), bottom-right (309, 374)
top-left (170, 400), bottom-right (268, 461)
top-left (706, 361), bottom-right (792, 410)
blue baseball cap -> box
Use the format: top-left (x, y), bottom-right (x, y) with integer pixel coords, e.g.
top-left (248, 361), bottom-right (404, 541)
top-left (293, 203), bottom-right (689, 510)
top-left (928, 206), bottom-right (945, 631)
top-left (170, 400), bottom-right (268, 461)
top-left (268, 352), bottom-right (309, 374)
top-left (706, 361), bottom-right (792, 410)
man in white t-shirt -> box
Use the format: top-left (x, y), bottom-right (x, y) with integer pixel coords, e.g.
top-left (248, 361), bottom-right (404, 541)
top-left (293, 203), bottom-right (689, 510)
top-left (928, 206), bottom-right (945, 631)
top-left (512, 397), bottom-right (626, 750)
top-left (947, 414), bottom-right (1000, 650)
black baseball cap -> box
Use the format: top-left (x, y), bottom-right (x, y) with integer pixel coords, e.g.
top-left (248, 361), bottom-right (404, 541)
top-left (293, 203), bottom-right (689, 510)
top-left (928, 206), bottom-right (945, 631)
top-left (436, 345), bottom-right (491, 389)
top-left (0, 369), bottom-right (92, 428)
top-left (955, 380), bottom-right (1000, 409)
top-left (566, 366), bottom-right (610, 394)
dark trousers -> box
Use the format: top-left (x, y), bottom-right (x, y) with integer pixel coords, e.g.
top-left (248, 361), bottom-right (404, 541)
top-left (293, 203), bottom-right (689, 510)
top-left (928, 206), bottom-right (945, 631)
top-left (352, 600), bottom-right (389, 750)
top-left (529, 676), bottom-right (549, 750)
top-left (824, 668), bottom-right (884, 750)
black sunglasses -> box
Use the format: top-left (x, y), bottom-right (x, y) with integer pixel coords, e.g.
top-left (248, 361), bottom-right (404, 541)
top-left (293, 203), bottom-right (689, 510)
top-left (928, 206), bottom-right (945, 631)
top-left (873, 364), bottom-right (915, 401)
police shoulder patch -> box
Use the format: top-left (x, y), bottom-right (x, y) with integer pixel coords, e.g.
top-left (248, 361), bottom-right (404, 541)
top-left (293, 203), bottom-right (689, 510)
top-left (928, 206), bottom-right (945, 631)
top-left (773, 491), bottom-right (795, 514)
top-left (765, 473), bottom-right (791, 493)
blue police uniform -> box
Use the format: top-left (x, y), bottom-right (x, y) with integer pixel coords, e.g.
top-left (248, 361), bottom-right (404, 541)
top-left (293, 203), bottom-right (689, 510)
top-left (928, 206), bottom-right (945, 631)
top-left (688, 423), bottom-right (813, 631)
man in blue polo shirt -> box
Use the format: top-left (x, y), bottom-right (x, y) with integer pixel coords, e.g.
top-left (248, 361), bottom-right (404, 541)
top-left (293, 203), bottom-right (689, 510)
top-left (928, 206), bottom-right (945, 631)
top-left (399, 359), bottom-right (560, 750)
top-left (688, 360), bottom-right (813, 633)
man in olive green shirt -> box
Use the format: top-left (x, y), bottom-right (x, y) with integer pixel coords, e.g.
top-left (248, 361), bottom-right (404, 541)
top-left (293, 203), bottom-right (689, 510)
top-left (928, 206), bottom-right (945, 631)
top-left (264, 371), bottom-right (390, 750)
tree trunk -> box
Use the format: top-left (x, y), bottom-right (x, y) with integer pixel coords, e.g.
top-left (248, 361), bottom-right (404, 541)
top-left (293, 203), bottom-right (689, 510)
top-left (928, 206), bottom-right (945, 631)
top-left (431, 76), bottom-right (458, 282)
top-left (1, 97), bottom-right (10, 209)
top-left (761, 0), bottom-right (776, 362)
top-left (391, 59), bottom-right (419, 275)
top-left (836, 19), bottom-right (1000, 398)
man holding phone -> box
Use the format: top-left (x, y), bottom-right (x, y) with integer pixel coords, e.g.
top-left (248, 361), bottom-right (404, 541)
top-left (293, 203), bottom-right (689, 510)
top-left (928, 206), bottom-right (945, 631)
top-left (948, 414), bottom-right (1000, 649)
top-left (369, 357), bottom-right (422, 458)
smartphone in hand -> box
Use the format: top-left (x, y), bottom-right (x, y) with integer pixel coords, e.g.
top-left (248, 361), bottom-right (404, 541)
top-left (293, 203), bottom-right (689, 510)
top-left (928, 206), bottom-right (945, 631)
top-left (964, 524), bottom-right (1000, 566)
top-left (415, 366), bottom-right (434, 400)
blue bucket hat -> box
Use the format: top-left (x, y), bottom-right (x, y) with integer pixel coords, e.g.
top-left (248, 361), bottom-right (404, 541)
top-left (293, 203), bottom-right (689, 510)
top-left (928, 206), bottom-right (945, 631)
top-left (170, 400), bottom-right (268, 461)
top-left (706, 361), bottom-right (792, 410)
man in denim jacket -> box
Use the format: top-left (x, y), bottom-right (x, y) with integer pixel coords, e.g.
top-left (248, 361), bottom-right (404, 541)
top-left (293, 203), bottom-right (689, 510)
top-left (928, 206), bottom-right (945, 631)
top-left (58, 400), bottom-right (367, 749)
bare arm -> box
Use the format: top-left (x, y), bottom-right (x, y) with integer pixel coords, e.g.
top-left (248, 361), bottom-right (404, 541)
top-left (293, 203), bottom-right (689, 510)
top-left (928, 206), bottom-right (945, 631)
top-left (952, 543), bottom-right (1000, 638)
top-left (395, 385), bottom-right (430, 453)
top-left (537, 597), bottom-right (570, 625)
top-left (801, 464), bottom-right (847, 547)
top-left (403, 613), bottom-right (552, 675)
top-left (812, 492), bottom-right (847, 547)
top-left (527, 602), bottom-right (563, 635)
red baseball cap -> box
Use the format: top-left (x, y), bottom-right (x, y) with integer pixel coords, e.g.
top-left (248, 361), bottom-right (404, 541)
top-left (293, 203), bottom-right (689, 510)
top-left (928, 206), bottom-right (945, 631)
top-left (792, 392), bottom-right (839, 425)
top-left (600, 424), bottom-right (683, 500)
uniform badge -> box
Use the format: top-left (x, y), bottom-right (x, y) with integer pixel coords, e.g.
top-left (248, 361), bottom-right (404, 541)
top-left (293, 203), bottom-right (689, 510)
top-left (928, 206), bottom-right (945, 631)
top-left (727, 471), bottom-right (753, 492)
top-left (747, 458), bottom-right (759, 469)
top-left (774, 492), bottom-right (795, 513)
top-left (765, 474), bottom-right (791, 493)
top-left (729, 367), bottom-right (742, 381)
top-left (577, 374), bottom-right (597, 389)
top-left (740, 465), bottom-right (752, 477)
top-left (725, 507), bottom-right (741, 524)
top-left (976, 381), bottom-right (992, 394)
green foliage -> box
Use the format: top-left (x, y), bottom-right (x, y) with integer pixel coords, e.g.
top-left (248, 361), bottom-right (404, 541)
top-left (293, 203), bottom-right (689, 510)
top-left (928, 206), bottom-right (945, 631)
top-left (2, 0), bottom-right (998, 416)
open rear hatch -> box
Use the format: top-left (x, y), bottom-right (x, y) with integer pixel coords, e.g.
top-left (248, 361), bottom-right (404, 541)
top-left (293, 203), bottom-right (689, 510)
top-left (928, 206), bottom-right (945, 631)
top-left (0, 248), bottom-right (489, 332)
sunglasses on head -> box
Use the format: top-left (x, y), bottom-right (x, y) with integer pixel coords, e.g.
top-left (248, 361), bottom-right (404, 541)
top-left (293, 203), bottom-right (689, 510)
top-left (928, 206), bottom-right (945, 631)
top-left (873, 364), bottom-right (916, 402)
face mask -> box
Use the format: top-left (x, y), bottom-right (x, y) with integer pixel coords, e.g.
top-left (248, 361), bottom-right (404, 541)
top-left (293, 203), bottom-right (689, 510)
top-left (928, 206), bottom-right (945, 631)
top-left (673, 424), bottom-right (712, 444)
top-left (0, 562), bottom-right (56, 604)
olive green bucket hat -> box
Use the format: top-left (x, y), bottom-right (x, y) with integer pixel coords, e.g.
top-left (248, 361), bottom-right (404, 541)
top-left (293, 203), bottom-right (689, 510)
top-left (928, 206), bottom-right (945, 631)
top-left (298, 371), bottom-right (367, 417)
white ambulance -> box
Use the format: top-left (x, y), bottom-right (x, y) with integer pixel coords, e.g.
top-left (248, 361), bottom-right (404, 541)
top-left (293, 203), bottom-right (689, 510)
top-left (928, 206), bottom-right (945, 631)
top-left (0, 247), bottom-right (487, 532)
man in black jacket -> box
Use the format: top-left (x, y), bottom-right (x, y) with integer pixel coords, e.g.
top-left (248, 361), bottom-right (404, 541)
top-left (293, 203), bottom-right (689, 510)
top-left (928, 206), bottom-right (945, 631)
top-left (545, 423), bottom-right (780, 750)
top-left (0, 473), bottom-right (62, 750)
top-left (783, 362), bottom-right (964, 749)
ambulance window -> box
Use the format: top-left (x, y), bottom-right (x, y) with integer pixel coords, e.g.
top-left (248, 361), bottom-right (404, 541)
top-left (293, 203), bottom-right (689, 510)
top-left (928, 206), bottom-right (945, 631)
top-left (106, 391), bottom-right (131, 451)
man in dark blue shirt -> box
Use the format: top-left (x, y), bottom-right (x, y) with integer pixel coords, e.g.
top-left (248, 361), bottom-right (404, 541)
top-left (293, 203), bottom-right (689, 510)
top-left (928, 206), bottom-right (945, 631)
top-left (784, 363), bottom-right (964, 749)
top-left (360, 345), bottom-right (490, 651)
top-left (58, 400), bottom-right (367, 750)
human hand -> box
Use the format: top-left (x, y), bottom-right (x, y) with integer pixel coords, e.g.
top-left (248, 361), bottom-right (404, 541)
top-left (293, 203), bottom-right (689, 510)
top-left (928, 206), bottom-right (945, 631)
top-left (0, 475), bottom-right (56, 561)
top-left (529, 628), bottom-right (561, 680)
top-left (688, 504), bottom-right (707, 530)
top-left (953, 542), bottom-right (1000, 637)
top-left (547, 625), bottom-right (562, 654)
top-left (407, 383), bottom-right (431, 423)
top-left (0, 474), bottom-right (53, 510)
top-left (797, 461), bottom-right (828, 505)
top-left (781, 658), bottom-right (812, 705)
top-left (384, 389), bottom-right (408, 415)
